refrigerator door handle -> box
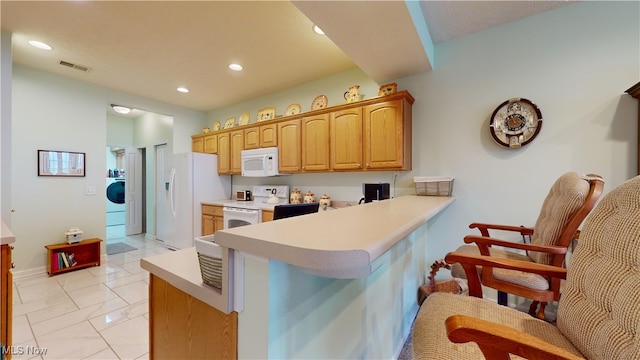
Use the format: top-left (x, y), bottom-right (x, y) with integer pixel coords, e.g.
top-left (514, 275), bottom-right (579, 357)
top-left (169, 168), bottom-right (177, 217)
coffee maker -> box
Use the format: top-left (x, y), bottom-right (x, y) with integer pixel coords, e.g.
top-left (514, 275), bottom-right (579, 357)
top-left (360, 183), bottom-right (390, 203)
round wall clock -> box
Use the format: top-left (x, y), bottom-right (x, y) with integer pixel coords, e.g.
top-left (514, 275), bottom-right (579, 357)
top-left (489, 98), bottom-right (542, 148)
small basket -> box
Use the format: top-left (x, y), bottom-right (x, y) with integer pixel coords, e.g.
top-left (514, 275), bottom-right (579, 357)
top-left (414, 176), bottom-right (454, 196)
top-left (417, 259), bottom-right (467, 305)
top-left (195, 236), bottom-right (222, 289)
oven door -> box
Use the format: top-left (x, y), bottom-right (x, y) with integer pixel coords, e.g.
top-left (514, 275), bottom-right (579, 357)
top-left (223, 206), bottom-right (261, 229)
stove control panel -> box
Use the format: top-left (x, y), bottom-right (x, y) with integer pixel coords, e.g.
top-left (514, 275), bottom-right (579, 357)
top-left (252, 185), bottom-right (290, 203)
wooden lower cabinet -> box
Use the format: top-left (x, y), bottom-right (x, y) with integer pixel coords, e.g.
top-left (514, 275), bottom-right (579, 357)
top-left (1, 244), bottom-right (12, 359)
top-left (149, 275), bottom-right (237, 360)
top-left (262, 210), bottom-right (274, 222)
top-left (202, 205), bottom-right (224, 235)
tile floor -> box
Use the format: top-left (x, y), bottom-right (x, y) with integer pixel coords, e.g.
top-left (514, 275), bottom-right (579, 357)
top-left (11, 232), bottom-right (171, 359)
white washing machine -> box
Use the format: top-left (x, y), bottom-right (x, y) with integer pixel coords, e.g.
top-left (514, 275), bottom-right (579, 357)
top-left (106, 178), bottom-right (125, 226)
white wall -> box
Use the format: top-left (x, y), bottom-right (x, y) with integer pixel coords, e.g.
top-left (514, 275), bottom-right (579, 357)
top-left (10, 65), bottom-right (206, 271)
top-left (1, 30), bottom-right (13, 224)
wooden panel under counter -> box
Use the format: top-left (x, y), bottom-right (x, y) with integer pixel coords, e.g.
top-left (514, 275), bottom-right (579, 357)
top-left (149, 275), bottom-right (237, 359)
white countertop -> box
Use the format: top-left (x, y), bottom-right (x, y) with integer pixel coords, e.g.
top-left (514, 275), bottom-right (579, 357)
top-left (141, 247), bottom-right (235, 313)
top-left (214, 195), bottom-right (455, 278)
top-left (1, 221), bottom-right (15, 245)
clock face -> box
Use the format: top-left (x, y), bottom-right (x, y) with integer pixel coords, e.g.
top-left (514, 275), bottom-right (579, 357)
top-left (489, 98), bottom-right (542, 148)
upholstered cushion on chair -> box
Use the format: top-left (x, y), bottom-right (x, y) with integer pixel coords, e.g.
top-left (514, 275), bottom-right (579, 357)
top-left (528, 172), bottom-right (590, 265)
top-left (413, 292), bottom-right (584, 359)
top-left (556, 177), bottom-right (640, 359)
top-left (449, 245), bottom-right (549, 290)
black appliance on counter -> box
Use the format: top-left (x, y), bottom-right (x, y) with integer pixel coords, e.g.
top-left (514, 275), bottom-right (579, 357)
top-left (360, 183), bottom-right (390, 203)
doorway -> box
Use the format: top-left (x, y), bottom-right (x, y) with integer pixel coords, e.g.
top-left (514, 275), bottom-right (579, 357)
top-left (106, 146), bottom-right (146, 242)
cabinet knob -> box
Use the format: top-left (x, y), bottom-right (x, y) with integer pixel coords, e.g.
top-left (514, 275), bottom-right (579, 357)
top-left (10, 245), bottom-right (14, 250)
top-left (11, 262), bottom-right (15, 269)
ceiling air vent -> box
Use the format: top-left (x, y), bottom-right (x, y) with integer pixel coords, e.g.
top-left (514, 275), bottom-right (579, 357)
top-left (59, 60), bottom-right (91, 72)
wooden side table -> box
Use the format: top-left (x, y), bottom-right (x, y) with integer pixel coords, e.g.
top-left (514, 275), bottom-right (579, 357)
top-left (45, 238), bottom-right (102, 276)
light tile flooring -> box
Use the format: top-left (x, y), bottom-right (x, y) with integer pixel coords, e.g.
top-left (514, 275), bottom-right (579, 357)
top-left (12, 232), bottom-right (171, 359)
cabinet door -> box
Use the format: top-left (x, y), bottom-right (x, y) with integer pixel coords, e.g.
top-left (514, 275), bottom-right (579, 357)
top-left (204, 134), bottom-right (218, 154)
top-left (244, 127), bottom-right (260, 150)
top-left (217, 133), bottom-right (231, 174)
top-left (1, 244), bottom-right (11, 353)
top-left (230, 130), bottom-right (244, 174)
top-left (364, 100), bottom-right (411, 170)
top-left (192, 137), bottom-right (204, 153)
top-left (214, 216), bottom-right (224, 233)
top-left (202, 214), bottom-right (215, 236)
top-left (302, 114), bottom-right (330, 171)
top-left (260, 124), bottom-right (278, 148)
top-left (277, 119), bottom-right (301, 173)
top-left (331, 108), bottom-right (363, 170)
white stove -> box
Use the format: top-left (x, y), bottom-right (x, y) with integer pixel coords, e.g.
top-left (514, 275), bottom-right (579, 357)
top-left (222, 185), bottom-right (289, 228)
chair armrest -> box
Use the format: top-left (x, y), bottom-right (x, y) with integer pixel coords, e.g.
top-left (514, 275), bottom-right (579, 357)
top-left (469, 222), bottom-right (534, 237)
top-left (444, 252), bottom-right (567, 298)
top-left (446, 315), bottom-right (584, 360)
top-left (464, 235), bottom-right (568, 255)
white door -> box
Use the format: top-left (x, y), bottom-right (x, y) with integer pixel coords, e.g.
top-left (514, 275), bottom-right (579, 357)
top-left (155, 144), bottom-right (169, 243)
top-left (125, 147), bottom-right (143, 235)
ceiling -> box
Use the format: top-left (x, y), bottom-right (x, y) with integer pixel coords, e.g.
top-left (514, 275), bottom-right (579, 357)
top-left (1, 1), bottom-right (575, 116)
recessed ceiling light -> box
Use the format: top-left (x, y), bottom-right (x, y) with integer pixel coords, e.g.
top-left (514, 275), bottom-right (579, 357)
top-left (177, 87), bottom-right (189, 93)
top-left (313, 25), bottom-right (324, 35)
top-left (229, 63), bottom-right (243, 71)
top-left (111, 104), bottom-right (131, 114)
top-left (28, 40), bottom-right (52, 50)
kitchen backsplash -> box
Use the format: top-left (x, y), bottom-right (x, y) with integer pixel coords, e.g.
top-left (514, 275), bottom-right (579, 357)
top-left (230, 171), bottom-right (417, 203)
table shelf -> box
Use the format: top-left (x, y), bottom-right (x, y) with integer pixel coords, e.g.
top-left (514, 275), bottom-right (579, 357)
top-left (45, 238), bottom-right (102, 276)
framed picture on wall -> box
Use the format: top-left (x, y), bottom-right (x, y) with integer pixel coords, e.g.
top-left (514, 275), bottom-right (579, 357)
top-left (38, 150), bottom-right (85, 177)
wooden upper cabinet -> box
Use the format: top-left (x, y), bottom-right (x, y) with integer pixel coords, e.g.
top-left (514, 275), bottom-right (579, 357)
top-left (364, 99), bottom-right (412, 170)
top-left (301, 114), bottom-right (330, 171)
top-left (230, 130), bottom-right (244, 174)
top-left (260, 124), bottom-right (278, 148)
top-left (278, 119), bottom-right (302, 173)
top-left (217, 132), bottom-right (231, 174)
top-left (192, 91), bottom-right (414, 174)
top-left (331, 108), bottom-right (363, 171)
top-left (204, 134), bottom-right (218, 154)
top-left (244, 127), bottom-right (260, 150)
top-left (192, 136), bottom-right (204, 153)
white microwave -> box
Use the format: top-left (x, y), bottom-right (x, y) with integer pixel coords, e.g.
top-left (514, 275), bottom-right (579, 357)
top-left (241, 147), bottom-right (281, 177)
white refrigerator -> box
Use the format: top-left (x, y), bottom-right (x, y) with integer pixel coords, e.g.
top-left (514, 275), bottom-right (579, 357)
top-left (157, 152), bottom-right (231, 250)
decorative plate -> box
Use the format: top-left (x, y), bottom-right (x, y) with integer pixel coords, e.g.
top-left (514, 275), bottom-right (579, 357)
top-left (257, 107), bottom-right (276, 122)
top-left (311, 95), bottom-right (328, 110)
top-left (285, 103), bottom-right (302, 116)
top-left (212, 121), bottom-right (221, 131)
top-left (378, 82), bottom-right (398, 96)
top-left (223, 117), bottom-right (236, 129)
top-left (238, 112), bottom-right (250, 126)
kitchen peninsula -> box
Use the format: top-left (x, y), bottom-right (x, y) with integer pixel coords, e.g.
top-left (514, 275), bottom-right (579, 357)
top-left (141, 195), bottom-right (454, 359)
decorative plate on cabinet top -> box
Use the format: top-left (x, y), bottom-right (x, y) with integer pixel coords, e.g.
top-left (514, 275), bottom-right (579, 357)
top-left (223, 117), bottom-right (236, 129)
top-left (285, 103), bottom-right (302, 116)
top-left (311, 95), bottom-right (328, 110)
top-left (238, 112), bottom-right (250, 126)
top-left (212, 121), bottom-right (221, 131)
top-left (257, 107), bottom-right (276, 122)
